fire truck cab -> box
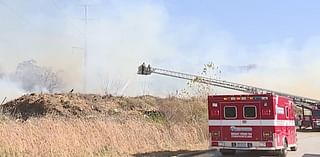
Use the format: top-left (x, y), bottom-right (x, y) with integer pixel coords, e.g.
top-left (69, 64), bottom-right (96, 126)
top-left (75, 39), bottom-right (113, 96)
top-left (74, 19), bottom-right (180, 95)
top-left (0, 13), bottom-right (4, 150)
top-left (311, 108), bottom-right (320, 128)
top-left (208, 93), bottom-right (297, 156)
top-left (299, 105), bottom-right (320, 129)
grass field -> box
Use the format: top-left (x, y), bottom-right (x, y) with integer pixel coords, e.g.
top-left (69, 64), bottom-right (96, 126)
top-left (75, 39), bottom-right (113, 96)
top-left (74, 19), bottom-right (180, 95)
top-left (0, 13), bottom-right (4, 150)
top-left (0, 94), bottom-right (209, 157)
top-left (0, 117), bottom-right (208, 157)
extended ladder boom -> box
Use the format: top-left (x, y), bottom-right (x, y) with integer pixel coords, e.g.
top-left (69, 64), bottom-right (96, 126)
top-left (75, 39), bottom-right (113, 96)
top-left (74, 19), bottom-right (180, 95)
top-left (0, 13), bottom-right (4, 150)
top-left (138, 64), bottom-right (320, 108)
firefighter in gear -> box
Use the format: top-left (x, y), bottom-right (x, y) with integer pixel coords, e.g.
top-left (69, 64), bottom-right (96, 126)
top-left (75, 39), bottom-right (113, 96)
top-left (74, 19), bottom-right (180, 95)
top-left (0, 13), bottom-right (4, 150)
top-left (140, 62), bottom-right (146, 74)
top-left (298, 115), bottom-right (302, 130)
top-left (147, 64), bottom-right (151, 74)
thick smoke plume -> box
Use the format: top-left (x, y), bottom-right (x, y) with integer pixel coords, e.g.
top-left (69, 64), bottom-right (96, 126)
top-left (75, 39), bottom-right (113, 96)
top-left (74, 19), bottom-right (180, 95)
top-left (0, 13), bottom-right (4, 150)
top-left (0, 60), bottom-right (63, 101)
top-left (0, 1), bottom-right (319, 100)
top-left (13, 60), bottom-right (63, 93)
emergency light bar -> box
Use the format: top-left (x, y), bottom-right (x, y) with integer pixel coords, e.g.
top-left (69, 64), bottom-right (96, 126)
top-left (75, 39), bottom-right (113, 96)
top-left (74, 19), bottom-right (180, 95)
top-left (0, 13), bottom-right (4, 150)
top-left (223, 96), bottom-right (269, 101)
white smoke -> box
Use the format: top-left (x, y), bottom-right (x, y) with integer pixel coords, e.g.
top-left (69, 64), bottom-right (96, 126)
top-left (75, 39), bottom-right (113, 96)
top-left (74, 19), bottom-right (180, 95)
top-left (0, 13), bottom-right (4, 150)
top-left (0, 77), bottom-right (25, 102)
top-left (226, 38), bottom-right (320, 99)
top-left (0, 0), bottom-right (319, 100)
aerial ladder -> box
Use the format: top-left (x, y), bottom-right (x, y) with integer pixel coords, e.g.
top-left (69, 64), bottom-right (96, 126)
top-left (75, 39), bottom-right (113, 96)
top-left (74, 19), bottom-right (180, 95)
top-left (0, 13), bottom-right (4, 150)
top-left (137, 63), bottom-right (320, 116)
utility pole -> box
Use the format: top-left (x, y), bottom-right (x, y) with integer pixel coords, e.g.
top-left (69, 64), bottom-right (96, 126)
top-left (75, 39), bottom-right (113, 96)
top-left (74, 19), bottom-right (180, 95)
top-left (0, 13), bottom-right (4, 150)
top-left (71, 3), bottom-right (92, 93)
top-left (83, 4), bottom-right (88, 93)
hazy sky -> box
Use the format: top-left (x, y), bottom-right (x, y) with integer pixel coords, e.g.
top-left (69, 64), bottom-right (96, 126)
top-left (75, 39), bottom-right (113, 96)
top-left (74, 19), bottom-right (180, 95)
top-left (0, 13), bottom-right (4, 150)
top-left (0, 0), bottom-right (319, 99)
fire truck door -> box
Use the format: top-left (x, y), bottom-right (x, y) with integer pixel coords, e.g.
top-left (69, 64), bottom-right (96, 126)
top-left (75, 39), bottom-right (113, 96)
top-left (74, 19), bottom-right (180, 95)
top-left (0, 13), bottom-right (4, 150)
top-left (239, 102), bottom-right (261, 141)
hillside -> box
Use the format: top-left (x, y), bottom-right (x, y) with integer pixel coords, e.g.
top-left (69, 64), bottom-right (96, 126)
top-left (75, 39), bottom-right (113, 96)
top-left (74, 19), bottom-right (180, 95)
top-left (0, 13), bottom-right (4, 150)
top-left (0, 93), bottom-right (209, 157)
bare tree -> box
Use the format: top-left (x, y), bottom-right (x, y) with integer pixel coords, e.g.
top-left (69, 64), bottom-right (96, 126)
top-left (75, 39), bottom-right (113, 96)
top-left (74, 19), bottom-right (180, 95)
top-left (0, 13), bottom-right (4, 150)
top-left (13, 60), bottom-right (64, 93)
top-left (40, 68), bottom-right (63, 93)
top-left (140, 79), bottom-right (150, 96)
top-left (0, 66), bottom-right (3, 79)
top-left (179, 62), bottom-right (221, 98)
top-left (101, 75), bottom-right (126, 96)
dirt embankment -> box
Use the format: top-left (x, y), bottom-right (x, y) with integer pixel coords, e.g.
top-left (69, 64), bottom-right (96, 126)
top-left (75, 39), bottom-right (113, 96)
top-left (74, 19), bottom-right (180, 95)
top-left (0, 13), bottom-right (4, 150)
top-left (1, 93), bottom-right (162, 119)
top-left (0, 93), bottom-right (209, 157)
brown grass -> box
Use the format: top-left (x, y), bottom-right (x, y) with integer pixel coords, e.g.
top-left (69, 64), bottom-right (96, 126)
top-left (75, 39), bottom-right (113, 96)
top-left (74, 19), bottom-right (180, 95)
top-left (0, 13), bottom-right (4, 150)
top-left (0, 94), bottom-right (209, 156)
top-left (0, 117), bottom-right (208, 157)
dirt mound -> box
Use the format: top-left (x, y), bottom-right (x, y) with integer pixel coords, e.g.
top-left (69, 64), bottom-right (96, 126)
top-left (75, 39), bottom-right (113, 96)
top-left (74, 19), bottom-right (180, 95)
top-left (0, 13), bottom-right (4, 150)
top-left (1, 93), bottom-right (161, 120)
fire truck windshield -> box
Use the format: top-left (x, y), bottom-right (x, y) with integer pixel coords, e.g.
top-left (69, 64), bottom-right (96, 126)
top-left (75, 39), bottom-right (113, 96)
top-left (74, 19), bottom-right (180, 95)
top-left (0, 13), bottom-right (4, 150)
top-left (312, 110), bottom-right (320, 118)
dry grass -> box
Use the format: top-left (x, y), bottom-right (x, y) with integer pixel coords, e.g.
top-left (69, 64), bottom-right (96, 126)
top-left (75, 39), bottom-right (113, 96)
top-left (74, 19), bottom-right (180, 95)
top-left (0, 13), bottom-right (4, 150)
top-left (0, 94), bottom-right (209, 156)
top-left (158, 97), bottom-right (207, 124)
top-left (0, 117), bottom-right (208, 157)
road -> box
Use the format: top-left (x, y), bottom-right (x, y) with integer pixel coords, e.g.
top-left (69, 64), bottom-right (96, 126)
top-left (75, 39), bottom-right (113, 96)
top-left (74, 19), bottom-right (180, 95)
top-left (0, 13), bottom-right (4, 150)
top-left (178, 131), bottom-right (320, 157)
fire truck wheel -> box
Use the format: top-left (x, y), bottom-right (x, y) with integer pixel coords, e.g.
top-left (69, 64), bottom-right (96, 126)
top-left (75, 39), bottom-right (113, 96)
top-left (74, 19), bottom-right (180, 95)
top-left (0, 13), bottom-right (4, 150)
top-left (278, 139), bottom-right (288, 157)
top-left (290, 146), bottom-right (298, 151)
top-left (220, 149), bottom-right (236, 155)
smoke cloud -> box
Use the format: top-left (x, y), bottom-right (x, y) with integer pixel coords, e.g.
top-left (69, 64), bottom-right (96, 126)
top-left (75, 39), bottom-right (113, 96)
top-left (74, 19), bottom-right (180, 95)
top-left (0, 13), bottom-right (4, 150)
top-left (228, 38), bottom-right (320, 99)
top-left (223, 64), bottom-right (257, 73)
top-left (0, 77), bottom-right (25, 102)
top-left (0, 0), bottom-right (319, 100)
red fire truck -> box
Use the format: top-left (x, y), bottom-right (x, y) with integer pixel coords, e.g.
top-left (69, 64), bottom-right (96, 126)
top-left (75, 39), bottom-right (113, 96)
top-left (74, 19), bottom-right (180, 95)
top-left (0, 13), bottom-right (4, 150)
top-left (137, 63), bottom-right (320, 156)
top-left (208, 94), bottom-right (297, 156)
top-left (299, 105), bottom-right (320, 129)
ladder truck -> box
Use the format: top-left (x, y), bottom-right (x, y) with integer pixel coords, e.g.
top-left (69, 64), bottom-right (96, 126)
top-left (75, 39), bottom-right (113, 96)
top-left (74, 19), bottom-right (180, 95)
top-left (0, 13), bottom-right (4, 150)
top-left (137, 63), bottom-right (320, 129)
top-left (137, 63), bottom-right (320, 156)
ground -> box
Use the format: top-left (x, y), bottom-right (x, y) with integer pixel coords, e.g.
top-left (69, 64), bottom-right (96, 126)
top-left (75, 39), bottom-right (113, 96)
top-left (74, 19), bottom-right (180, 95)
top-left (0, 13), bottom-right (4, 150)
top-left (181, 130), bottom-right (320, 157)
